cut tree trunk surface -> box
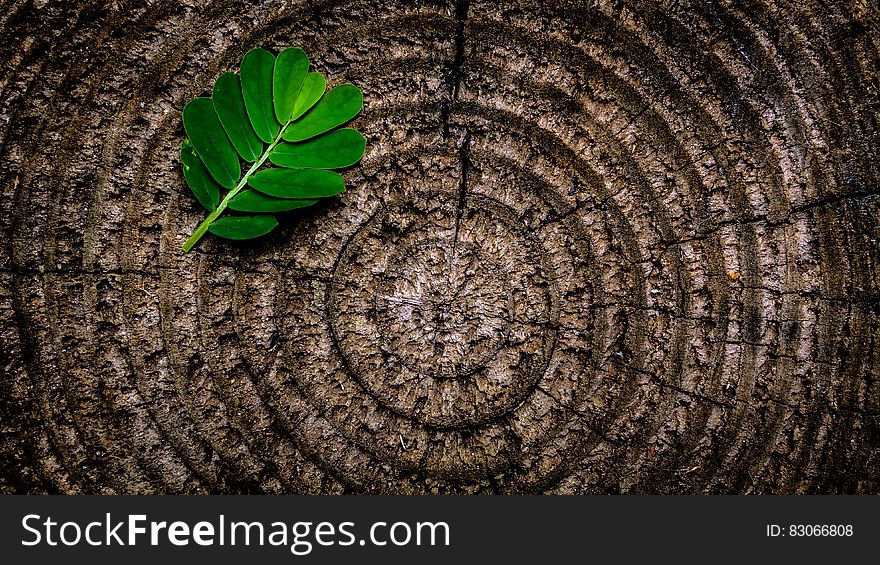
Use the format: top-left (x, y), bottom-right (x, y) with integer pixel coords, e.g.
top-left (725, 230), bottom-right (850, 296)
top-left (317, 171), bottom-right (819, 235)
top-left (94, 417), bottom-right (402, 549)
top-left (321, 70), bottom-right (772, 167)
top-left (1, 0), bottom-right (879, 494)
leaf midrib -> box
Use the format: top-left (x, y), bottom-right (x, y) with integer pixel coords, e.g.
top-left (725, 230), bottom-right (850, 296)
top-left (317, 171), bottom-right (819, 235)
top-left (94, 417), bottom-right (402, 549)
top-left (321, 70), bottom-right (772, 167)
top-left (182, 120), bottom-right (293, 252)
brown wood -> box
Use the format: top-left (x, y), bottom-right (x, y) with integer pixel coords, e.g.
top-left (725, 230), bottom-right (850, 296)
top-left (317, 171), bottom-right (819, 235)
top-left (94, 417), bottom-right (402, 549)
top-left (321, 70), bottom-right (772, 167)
top-left (1, 0), bottom-right (878, 494)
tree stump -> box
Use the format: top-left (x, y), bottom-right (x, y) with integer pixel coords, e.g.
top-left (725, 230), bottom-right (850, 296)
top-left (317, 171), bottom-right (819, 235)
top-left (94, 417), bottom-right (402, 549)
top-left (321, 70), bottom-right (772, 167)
top-left (1, 0), bottom-right (878, 494)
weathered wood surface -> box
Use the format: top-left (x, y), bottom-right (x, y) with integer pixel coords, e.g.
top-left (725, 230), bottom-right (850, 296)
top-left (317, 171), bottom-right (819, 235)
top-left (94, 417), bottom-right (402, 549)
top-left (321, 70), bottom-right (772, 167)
top-left (1, 0), bottom-right (878, 494)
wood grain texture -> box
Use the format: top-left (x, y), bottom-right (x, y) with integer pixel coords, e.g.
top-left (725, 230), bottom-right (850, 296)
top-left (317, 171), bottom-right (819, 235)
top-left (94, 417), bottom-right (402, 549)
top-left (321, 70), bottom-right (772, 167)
top-left (1, 0), bottom-right (878, 494)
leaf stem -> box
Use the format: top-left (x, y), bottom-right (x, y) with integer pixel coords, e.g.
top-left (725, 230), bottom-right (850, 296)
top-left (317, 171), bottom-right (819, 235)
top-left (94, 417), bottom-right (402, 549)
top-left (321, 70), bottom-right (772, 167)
top-left (182, 126), bottom-right (290, 252)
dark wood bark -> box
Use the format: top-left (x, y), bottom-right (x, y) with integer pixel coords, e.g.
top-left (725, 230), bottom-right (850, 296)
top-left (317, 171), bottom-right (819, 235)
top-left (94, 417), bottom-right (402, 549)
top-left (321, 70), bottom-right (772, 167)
top-left (1, 0), bottom-right (878, 494)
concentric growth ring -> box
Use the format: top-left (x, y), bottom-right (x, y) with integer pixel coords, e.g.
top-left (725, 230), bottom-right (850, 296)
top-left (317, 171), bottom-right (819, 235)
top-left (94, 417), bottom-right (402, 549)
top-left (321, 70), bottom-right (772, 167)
top-left (1, 0), bottom-right (878, 494)
top-left (329, 194), bottom-right (559, 426)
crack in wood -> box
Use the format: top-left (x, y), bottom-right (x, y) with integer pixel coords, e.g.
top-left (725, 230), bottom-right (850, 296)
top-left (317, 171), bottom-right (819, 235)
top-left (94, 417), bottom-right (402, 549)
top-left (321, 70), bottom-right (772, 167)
top-left (440, 0), bottom-right (469, 139)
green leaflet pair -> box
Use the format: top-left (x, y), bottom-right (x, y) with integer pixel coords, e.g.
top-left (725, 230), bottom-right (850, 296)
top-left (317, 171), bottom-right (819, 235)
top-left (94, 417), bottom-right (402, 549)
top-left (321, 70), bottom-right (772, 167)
top-left (180, 47), bottom-right (365, 252)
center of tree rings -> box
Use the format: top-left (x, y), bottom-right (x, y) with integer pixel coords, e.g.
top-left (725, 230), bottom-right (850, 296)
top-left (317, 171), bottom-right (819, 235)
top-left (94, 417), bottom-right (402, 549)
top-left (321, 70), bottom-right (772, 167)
top-left (329, 195), bottom-right (559, 428)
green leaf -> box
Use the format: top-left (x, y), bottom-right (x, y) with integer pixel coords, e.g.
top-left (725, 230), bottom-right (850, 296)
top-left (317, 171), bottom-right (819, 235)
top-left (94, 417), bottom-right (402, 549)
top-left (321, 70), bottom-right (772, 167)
top-left (241, 48), bottom-right (281, 143)
top-left (208, 215), bottom-right (279, 240)
top-left (182, 97), bottom-right (240, 189)
top-left (282, 83), bottom-right (363, 142)
top-left (229, 190), bottom-right (318, 212)
top-left (248, 169), bottom-right (345, 198)
top-left (273, 47), bottom-right (309, 123)
top-left (270, 129), bottom-right (365, 169)
top-left (213, 72), bottom-right (263, 162)
top-left (290, 72), bottom-right (326, 121)
top-left (180, 139), bottom-right (220, 210)
top-left (179, 47), bottom-right (367, 253)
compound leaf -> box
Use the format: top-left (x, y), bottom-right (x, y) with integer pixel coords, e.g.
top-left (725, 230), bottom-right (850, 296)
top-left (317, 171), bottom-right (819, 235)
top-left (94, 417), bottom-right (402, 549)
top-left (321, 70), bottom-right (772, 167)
top-left (229, 190), bottom-right (319, 212)
top-left (182, 97), bottom-right (240, 189)
top-left (241, 48), bottom-right (281, 143)
top-left (213, 72), bottom-right (263, 162)
top-left (270, 128), bottom-right (365, 169)
top-left (208, 215), bottom-right (279, 240)
top-left (180, 139), bottom-right (220, 210)
top-left (180, 47), bottom-right (366, 252)
top-left (282, 83), bottom-right (363, 142)
top-left (290, 72), bottom-right (326, 121)
top-left (248, 168), bottom-right (345, 198)
top-left (273, 47), bottom-right (309, 123)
